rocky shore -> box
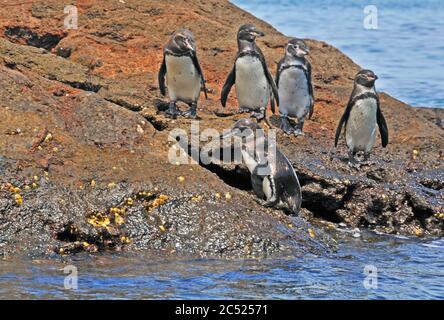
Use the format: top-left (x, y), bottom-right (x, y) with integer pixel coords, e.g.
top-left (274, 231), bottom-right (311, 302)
top-left (0, 0), bottom-right (442, 258)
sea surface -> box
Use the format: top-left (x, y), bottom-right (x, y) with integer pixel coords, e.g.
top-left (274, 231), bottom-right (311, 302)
top-left (1, 0), bottom-right (443, 300)
top-left (233, 0), bottom-right (444, 108)
top-left (1, 230), bottom-right (443, 299)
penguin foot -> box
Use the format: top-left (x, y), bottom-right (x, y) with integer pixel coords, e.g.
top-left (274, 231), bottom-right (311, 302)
top-left (362, 153), bottom-right (374, 165)
top-left (255, 197), bottom-right (278, 208)
top-left (165, 102), bottom-right (180, 119)
top-left (236, 107), bottom-right (251, 114)
top-left (294, 129), bottom-right (305, 137)
top-left (182, 106), bottom-right (197, 119)
top-left (347, 159), bottom-right (361, 169)
top-left (293, 120), bottom-right (305, 136)
top-left (250, 110), bottom-right (265, 120)
top-left (280, 117), bottom-right (294, 135)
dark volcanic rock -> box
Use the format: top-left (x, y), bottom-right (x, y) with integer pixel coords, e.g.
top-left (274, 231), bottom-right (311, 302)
top-left (0, 0), bottom-right (442, 257)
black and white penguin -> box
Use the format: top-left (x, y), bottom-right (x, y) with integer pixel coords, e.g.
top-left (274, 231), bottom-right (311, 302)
top-left (276, 38), bottom-right (314, 136)
top-left (220, 118), bottom-right (302, 214)
top-left (220, 24), bottom-right (279, 123)
top-left (158, 29), bottom-right (208, 119)
top-left (335, 69), bottom-right (389, 166)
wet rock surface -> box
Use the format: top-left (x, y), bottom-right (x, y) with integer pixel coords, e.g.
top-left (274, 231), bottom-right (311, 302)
top-left (0, 0), bottom-right (442, 257)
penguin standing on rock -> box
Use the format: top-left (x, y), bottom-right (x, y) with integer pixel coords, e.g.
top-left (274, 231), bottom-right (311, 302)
top-left (220, 118), bottom-right (302, 215)
top-left (276, 38), bottom-right (314, 136)
top-left (335, 69), bottom-right (389, 167)
top-left (220, 24), bottom-right (279, 124)
top-left (158, 29), bottom-right (207, 119)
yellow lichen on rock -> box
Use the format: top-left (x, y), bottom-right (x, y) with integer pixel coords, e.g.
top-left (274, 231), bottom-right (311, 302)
top-left (414, 227), bottom-right (424, 236)
top-left (108, 182), bottom-right (116, 189)
top-left (191, 195), bottom-right (203, 202)
top-left (120, 236), bottom-right (130, 243)
top-left (9, 186), bottom-right (21, 194)
top-left (87, 213), bottom-right (110, 228)
top-left (308, 228), bottom-right (315, 238)
top-left (14, 194), bottom-right (23, 206)
top-left (147, 194), bottom-right (169, 211)
top-left (114, 213), bottom-right (125, 225)
top-left (44, 133), bottom-right (52, 142)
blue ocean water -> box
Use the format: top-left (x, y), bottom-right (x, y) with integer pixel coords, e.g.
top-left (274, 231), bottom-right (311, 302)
top-left (1, 232), bottom-right (443, 299)
top-left (232, 0), bottom-right (444, 107)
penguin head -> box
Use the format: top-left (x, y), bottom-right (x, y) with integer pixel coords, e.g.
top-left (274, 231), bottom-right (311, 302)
top-left (168, 29), bottom-right (196, 54)
top-left (237, 24), bottom-right (265, 43)
top-left (220, 118), bottom-right (263, 140)
top-left (286, 38), bottom-right (310, 58)
top-left (355, 69), bottom-right (378, 87)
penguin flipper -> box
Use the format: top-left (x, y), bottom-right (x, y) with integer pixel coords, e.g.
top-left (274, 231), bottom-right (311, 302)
top-left (158, 55), bottom-right (167, 96)
top-left (335, 97), bottom-right (354, 147)
top-left (251, 174), bottom-right (265, 200)
top-left (189, 53), bottom-right (208, 99)
top-left (376, 100), bottom-right (389, 147)
top-left (275, 59), bottom-right (284, 88)
top-left (221, 65), bottom-right (236, 108)
top-left (270, 89), bottom-right (276, 114)
top-left (264, 66), bottom-right (279, 107)
top-left (307, 62), bottom-right (315, 119)
top-left (277, 151), bottom-right (302, 215)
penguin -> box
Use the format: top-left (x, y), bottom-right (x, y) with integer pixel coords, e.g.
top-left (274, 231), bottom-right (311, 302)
top-left (158, 29), bottom-right (208, 119)
top-left (275, 38), bottom-right (314, 136)
top-left (220, 118), bottom-right (302, 214)
top-left (335, 69), bottom-right (389, 166)
top-left (220, 24), bottom-right (279, 123)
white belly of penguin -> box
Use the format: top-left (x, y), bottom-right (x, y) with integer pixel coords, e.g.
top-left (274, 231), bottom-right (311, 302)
top-left (346, 98), bottom-right (378, 152)
top-left (235, 56), bottom-right (269, 110)
top-left (165, 55), bottom-right (201, 103)
top-left (278, 67), bottom-right (311, 119)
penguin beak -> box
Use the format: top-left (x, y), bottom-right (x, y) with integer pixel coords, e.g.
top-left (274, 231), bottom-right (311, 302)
top-left (184, 38), bottom-right (195, 52)
top-left (251, 30), bottom-right (265, 37)
top-left (303, 47), bottom-right (310, 55)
